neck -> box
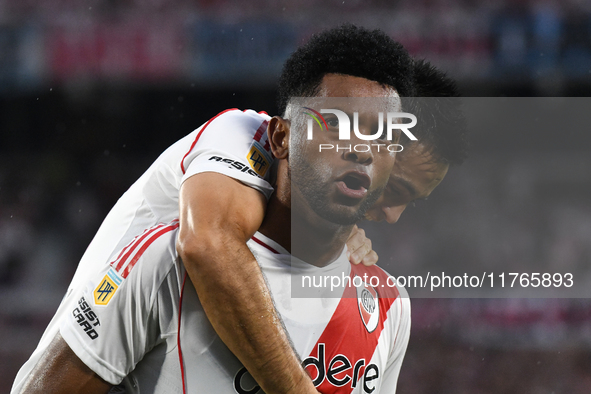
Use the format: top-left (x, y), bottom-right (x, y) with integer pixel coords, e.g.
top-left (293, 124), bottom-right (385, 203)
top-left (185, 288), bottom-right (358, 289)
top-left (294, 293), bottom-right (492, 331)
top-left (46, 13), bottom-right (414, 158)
top-left (258, 190), bottom-right (352, 268)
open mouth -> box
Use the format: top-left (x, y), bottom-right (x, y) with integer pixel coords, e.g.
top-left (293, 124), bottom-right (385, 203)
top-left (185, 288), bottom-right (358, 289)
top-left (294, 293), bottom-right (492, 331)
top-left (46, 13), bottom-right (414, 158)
top-left (343, 174), bottom-right (369, 191)
top-left (336, 171), bottom-right (371, 199)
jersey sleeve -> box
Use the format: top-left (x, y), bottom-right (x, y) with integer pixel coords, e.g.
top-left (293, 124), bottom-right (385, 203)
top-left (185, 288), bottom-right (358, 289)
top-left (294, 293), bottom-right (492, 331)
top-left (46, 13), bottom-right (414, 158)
top-left (379, 286), bottom-right (411, 393)
top-left (59, 223), bottom-right (182, 385)
top-left (180, 109), bottom-right (275, 200)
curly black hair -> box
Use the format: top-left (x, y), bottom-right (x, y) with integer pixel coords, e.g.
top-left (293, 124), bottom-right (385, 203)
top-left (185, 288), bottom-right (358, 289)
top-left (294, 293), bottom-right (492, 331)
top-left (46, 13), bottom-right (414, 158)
top-left (414, 58), bottom-right (461, 98)
top-left (277, 24), bottom-right (415, 115)
top-left (405, 59), bottom-right (469, 166)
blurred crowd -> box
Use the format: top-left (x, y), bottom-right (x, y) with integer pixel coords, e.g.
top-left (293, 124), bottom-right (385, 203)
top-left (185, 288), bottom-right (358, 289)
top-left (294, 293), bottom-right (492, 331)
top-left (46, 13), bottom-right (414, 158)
top-left (0, 149), bottom-right (148, 388)
top-left (0, 0), bottom-right (591, 93)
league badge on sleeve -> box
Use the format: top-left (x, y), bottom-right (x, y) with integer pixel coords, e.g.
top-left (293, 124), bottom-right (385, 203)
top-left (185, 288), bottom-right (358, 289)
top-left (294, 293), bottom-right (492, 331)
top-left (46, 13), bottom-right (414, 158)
top-left (356, 278), bottom-right (380, 333)
top-left (94, 267), bottom-right (122, 306)
top-left (247, 120), bottom-right (272, 177)
top-left (247, 141), bottom-right (272, 178)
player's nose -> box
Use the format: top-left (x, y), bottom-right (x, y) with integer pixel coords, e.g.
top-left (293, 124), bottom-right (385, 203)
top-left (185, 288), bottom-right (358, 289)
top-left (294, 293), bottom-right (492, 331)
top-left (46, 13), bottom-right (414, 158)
top-left (342, 140), bottom-right (374, 165)
top-left (383, 204), bottom-right (407, 224)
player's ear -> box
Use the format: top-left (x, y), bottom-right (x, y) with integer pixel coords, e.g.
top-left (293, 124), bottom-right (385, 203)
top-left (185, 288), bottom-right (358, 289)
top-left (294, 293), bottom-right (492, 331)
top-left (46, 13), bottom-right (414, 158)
top-left (267, 116), bottom-right (290, 159)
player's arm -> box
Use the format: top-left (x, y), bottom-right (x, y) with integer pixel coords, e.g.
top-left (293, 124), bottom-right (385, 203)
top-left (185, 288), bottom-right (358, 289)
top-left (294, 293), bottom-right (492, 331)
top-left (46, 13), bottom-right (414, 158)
top-left (177, 172), bottom-right (319, 394)
top-left (17, 333), bottom-right (112, 394)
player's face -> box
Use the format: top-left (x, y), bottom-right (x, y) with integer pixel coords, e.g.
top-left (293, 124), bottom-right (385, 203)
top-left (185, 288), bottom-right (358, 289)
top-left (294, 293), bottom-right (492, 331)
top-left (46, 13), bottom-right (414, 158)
top-left (365, 143), bottom-right (449, 223)
top-left (289, 74), bottom-right (400, 225)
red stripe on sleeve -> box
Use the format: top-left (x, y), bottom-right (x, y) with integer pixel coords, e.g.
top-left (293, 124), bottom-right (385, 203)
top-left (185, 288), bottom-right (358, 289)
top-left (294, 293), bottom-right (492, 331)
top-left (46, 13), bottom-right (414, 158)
top-left (253, 120), bottom-right (269, 143)
top-left (120, 221), bottom-right (180, 278)
top-left (113, 223), bottom-right (167, 272)
top-left (180, 108), bottom-right (239, 174)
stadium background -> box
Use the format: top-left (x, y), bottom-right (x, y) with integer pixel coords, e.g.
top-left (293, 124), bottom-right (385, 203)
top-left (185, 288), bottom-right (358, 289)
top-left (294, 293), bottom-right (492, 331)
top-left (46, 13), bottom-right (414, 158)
top-left (1, 0), bottom-right (591, 392)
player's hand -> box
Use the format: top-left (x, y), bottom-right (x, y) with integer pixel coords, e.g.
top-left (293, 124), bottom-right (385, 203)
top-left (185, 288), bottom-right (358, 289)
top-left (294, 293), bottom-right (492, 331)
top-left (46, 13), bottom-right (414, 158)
top-left (346, 225), bottom-right (378, 266)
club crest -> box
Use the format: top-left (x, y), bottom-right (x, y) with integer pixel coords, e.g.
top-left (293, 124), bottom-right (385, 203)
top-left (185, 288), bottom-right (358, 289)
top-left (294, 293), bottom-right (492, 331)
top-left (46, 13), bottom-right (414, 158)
top-left (356, 278), bottom-right (380, 333)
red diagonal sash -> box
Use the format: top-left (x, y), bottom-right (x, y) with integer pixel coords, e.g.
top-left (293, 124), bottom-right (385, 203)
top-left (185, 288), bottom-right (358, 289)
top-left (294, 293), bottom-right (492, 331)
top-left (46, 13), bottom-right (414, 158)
top-left (303, 264), bottom-right (399, 393)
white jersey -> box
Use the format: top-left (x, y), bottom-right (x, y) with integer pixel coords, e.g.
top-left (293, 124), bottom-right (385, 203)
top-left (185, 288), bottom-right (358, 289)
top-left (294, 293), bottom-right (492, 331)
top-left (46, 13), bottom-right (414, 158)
top-left (42, 222), bottom-right (410, 393)
top-left (11, 109), bottom-right (275, 393)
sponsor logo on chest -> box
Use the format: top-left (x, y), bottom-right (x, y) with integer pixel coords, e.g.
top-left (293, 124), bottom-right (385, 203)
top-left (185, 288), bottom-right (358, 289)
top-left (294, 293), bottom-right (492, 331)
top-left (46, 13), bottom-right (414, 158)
top-left (233, 343), bottom-right (381, 394)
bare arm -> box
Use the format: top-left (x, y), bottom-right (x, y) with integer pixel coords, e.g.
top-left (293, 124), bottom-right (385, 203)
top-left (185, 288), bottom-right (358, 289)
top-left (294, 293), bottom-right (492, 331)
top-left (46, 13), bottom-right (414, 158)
top-left (18, 333), bottom-right (112, 394)
top-left (177, 172), bottom-right (318, 394)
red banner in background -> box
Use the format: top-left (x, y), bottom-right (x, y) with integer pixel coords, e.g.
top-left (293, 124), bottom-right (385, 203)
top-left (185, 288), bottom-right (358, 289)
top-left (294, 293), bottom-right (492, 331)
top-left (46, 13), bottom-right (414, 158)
top-left (48, 21), bottom-right (186, 82)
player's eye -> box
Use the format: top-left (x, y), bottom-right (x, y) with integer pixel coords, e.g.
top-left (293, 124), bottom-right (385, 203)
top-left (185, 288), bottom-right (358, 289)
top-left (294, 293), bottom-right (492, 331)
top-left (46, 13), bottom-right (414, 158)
top-left (387, 185), bottom-right (401, 195)
top-left (325, 117), bottom-right (339, 128)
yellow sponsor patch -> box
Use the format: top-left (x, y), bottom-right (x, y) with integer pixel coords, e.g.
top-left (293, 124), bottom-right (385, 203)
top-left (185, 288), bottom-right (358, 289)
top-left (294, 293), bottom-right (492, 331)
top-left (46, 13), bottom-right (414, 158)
top-left (94, 274), bottom-right (118, 305)
top-left (247, 145), bottom-right (270, 177)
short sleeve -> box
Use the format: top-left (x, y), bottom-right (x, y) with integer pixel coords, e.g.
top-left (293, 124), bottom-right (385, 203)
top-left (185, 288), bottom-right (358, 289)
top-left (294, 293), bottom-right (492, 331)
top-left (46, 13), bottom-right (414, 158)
top-left (59, 224), bottom-right (182, 385)
top-left (180, 109), bottom-right (275, 200)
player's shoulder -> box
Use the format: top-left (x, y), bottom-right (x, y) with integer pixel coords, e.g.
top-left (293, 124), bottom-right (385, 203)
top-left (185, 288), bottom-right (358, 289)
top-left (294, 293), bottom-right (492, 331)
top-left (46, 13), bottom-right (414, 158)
top-left (369, 264), bottom-right (410, 332)
top-left (205, 108), bottom-right (271, 129)
top-left (191, 108), bottom-right (273, 151)
top-left (351, 263), bottom-right (402, 300)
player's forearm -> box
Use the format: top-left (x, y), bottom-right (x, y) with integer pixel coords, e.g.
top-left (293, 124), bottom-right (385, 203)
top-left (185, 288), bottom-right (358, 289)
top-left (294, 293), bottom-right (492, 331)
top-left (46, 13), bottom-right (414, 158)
top-left (178, 173), bottom-right (318, 393)
top-left (178, 235), bottom-right (318, 394)
top-left (17, 333), bottom-right (112, 394)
